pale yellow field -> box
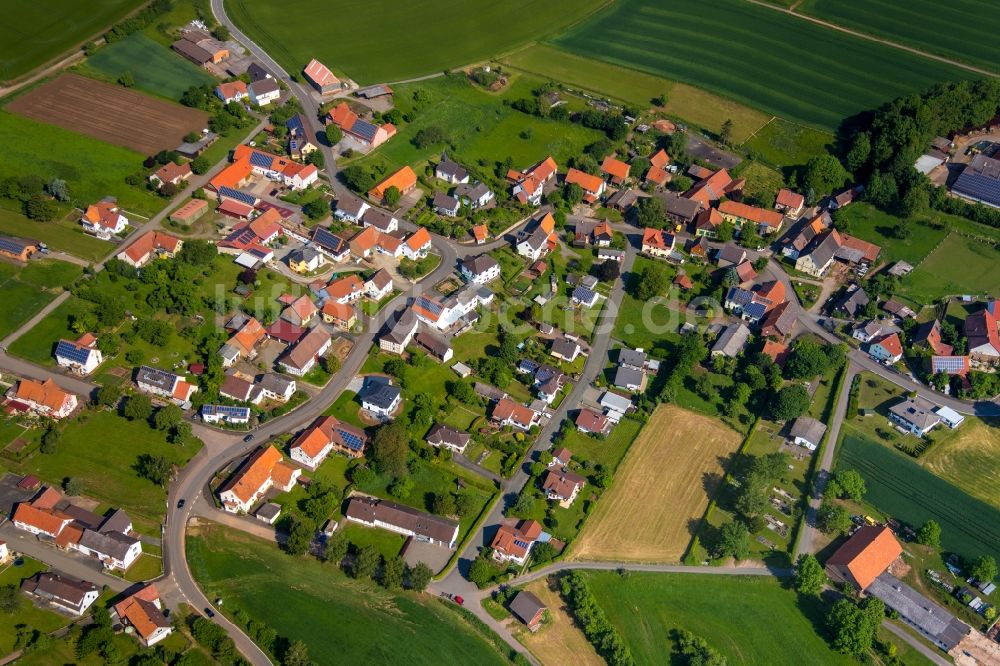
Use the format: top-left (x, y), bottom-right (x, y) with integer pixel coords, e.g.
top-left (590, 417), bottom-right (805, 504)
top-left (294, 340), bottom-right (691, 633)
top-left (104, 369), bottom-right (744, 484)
top-left (570, 405), bottom-right (743, 562)
top-left (920, 418), bottom-right (1000, 510)
top-left (517, 578), bottom-right (604, 666)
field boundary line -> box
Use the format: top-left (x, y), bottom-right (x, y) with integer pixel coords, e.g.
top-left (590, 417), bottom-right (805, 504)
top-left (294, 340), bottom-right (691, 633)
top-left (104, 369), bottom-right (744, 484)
top-left (740, 116), bottom-right (776, 145)
top-left (742, 0), bottom-right (997, 78)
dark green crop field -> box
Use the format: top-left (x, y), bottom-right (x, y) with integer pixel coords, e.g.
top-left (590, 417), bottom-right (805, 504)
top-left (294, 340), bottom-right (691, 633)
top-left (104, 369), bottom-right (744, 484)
top-left (85, 33), bottom-right (215, 100)
top-left (800, 0), bottom-right (1000, 74)
top-left (552, 0), bottom-right (974, 131)
top-left (0, 0), bottom-right (147, 82)
top-left (838, 432), bottom-right (1000, 561)
top-left (226, 0), bottom-right (608, 83)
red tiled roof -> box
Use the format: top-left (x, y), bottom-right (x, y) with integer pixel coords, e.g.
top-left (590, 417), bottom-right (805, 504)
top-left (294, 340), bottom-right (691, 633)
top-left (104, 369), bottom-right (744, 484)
top-left (304, 59), bottom-right (340, 88)
top-left (406, 226), bottom-right (431, 251)
top-left (325, 274), bottom-right (364, 301)
top-left (369, 166), bottom-right (417, 200)
top-left (492, 398), bottom-right (535, 427)
top-left (650, 149), bottom-right (670, 169)
top-left (15, 378), bottom-right (72, 413)
top-left (718, 200), bottom-right (784, 229)
top-left (565, 168), bottom-right (604, 195)
top-left (874, 332), bottom-right (903, 357)
top-left (776, 188), bottom-right (804, 210)
top-left (642, 227), bottom-right (672, 250)
top-left (219, 446), bottom-right (284, 504)
top-left (827, 526), bottom-right (902, 590)
top-left (600, 155), bottom-right (630, 182)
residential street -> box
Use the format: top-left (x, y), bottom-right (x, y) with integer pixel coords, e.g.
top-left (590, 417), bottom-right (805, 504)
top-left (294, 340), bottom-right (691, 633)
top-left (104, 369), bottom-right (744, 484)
top-left (0, 524), bottom-right (129, 593)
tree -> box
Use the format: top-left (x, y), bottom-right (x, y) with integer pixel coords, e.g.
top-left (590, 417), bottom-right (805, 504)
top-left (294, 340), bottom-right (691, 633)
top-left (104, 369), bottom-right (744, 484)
top-left (388, 476), bottom-right (414, 500)
top-left (827, 597), bottom-right (884, 657)
top-left (324, 530), bottom-right (349, 566)
top-left (45, 178), bottom-right (70, 202)
top-left (845, 132), bottom-right (871, 172)
top-left (970, 555), bottom-right (998, 583)
top-left (282, 640), bottom-right (313, 666)
top-left (719, 119), bottom-right (734, 146)
top-left (412, 126), bottom-right (446, 148)
top-left (324, 125), bottom-right (343, 145)
top-left (432, 492), bottom-right (456, 516)
top-left (595, 259), bottom-right (621, 282)
top-left (827, 470), bottom-right (866, 502)
top-left (306, 150), bottom-right (325, 168)
top-left (124, 393), bottom-right (153, 421)
top-left (468, 553), bottom-right (502, 588)
top-left (40, 425), bottom-right (60, 454)
top-left (303, 198), bottom-right (328, 220)
top-left (634, 196), bottom-right (667, 228)
top-left (818, 501), bottom-right (852, 535)
top-left (738, 221), bottom-right (760, 249)
top-left (383, 185), bottom-right (401, 208)
top-left (371, 422), bottom-right (409, 477)
top-left (63, 477), bottom-right (83, 496)
top-left (673, 629), bottom-right (727, 666)
top-left (190, 156), bottom-right (211, 175)
top-left (170, 421), bottom-right (193, 445)
top-left (382, 555), bottom-right (405, 590)
top-left (769, 384), bottom-right (810, 421)
top-left (24, 194), bottom-right (57, 221)
top-left (633, 263), bottom-right (669, 300)
top-left (715, 519), bottom-right (750, 561)
top-left (136, 454), bottom-right (172, 485)
top-left (153, 404), bottom-right (183, 431)
top-left (0, 585), bottom-right (19, 614)
top-left (407, 562), bottom-right (433, 592)
top-left (916, 520), bottom-right (941, 547)
top-left (511, 491), bottom-right (535, 517)
top-left (793, 554), bottom-right (827, 596)
top-left (118, 70), bottom-right (135, 88)
top-left (785, 339), bottom-right (830, 379)
top-left (353, 544), bottom-right (381, 579)
top-left (284, 517), bottom-right (313, 555)
top-left (899, 185), bottom-right (929, 217)
top-left (302, 483), bottom-right (340, 524)
top-left (801, 154), bottom-right (848, 198)
top-left (95, 384), bottom-right (122, 408)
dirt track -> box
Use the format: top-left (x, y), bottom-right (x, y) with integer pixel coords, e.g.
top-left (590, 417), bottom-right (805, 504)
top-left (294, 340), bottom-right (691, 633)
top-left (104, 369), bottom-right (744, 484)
top-left (7, 73), bottom-right (208, 154)
top-left (569, 404), bottom-right (743, 563)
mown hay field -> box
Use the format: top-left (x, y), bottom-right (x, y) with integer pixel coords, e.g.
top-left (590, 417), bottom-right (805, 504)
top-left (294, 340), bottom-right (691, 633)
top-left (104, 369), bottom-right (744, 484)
top-left (570, 405), bottom-right (742, 563)
top-left (552, 0), bottom-right (974, 130)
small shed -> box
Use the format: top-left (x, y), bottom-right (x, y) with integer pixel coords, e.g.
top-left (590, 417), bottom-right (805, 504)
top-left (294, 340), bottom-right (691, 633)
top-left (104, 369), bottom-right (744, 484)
top-left (508, 591), bottom-right (547, 631)
top-left (255, 502), bottom-right (282, 524)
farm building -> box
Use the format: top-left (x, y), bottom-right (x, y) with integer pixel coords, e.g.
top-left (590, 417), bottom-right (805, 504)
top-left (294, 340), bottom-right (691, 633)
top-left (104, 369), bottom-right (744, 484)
top-left (344, 496), bottom-right (459, 548)
top-left (303, 58), bottom-right (346, 94)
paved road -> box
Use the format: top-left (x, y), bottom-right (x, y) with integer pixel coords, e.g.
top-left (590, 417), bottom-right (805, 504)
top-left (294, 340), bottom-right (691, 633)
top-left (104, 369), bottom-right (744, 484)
top-left (881, 619), bottom-right (952, 666)
top-left (0, 524), bottom-right (129, 592)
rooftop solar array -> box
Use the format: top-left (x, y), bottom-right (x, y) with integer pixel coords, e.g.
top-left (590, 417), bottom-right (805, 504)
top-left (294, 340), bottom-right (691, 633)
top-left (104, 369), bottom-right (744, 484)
top-left (202, 404), bottom-right (251, 418)
top-left (350, 119), bottom-right (378, 142)
top-left (219, 187), bottom-right (257, 206)
top-left (573, 287), bottom-right (597, 302)
top-left (931, 356), bottom-right (968, 374)
top-left (249, 150), bottom-right (273, 170)
top-left (416, 296), bottom-right (444, 316)
top-left (726, 287), bottom-right (754, 306)
top-left (312, 227), bottom-right (345, 251)
top-left (336, 428), bottom-right (364, 451)
top-left (513, 539), bottom-right (530, 549)
top-left (743, 301), bottom-right (768, 320)
top-left (0, 235), bottom-right (32, 255)
top-left (54, 340), bottom-right (94, 365)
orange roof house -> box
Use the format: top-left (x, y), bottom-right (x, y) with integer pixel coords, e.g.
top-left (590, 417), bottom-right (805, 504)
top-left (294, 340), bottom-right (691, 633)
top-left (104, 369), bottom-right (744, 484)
top-left (215, 81), bottom-right (248, 103)
top-left (209, 158), bottom-right (253, 192)
top-left (683, 168), bottom-right (742, 206)
top-left (321, 301), bottom-right (356, 330)
top-left (761, 340), bottom-right (791, 367)
top-left (472, 224), bottom-right (489, 244)
top-left (152, 162), bottom-right (192, 187)
top-left (15, 378), bottom-right (76, 418)
top-left (755, 280), bottom-right (786, 307)
top-left (718, 200), bottom-right (785, 233)
top-left (325, 273), bottom-right (365, 303)
top-left (826, 525), bottom-right (902, 591)
top-left (600, 156), bottom-right (631, 184)
top-left (491, 519), bottom-right (543, 563)
top-left (405, 226), bottom-right (432, 257)
top-left (12, 502), bottom-right (72, 538)
top-left (218, 446), bottom-right (300, 513)
top-left (650, 149), bottom-right (670, 169)
top-left (114, 585), bottom-right (171, 646)
top-left (369, 166), bottom-right (417, 202)
top-left (565, 168), bottom-right (605, 202)
top-left (349, 226), bottom-right (379, 257)
top-left (117, 231), bottom-right (182, 267)
top-left (775, 188), bottom-right (805, 215)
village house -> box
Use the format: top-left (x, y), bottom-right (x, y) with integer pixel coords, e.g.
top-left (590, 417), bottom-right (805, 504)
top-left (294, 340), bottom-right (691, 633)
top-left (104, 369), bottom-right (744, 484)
top-left (0, 235), bottom-right (37, 262)
top-left (211, 145), bottom-right (318, 196)
top-left (54, 334), bottom-right (103, 375)
top-left (328, 102), bottom-right (397, 149)
top-left (215, 81), bottom-right (248, 104)
top-left (542, 468), bottom-right (586, 507)
top-left (432, 192), bottom-right (461, 217)
top-left (379, 308), bottom-right (419, 355)
top-left (403, 226), bottom-right (433, 260)
top-left (325, 274), bottom-right (366, 304)
top-left (601, 155), bottom-right (631, 185)
top-left (149, 161), bottom-right (192, 189)
top-left (509, 156), bottom-right (558, 205)
top-left (13, 378), bottom-right (77, 419)
top-left (81, 199), bottom-right (128, 239)
top-left (912, 319), bottom-right (953, 356)
top-left (711, 323), bottom-right (752, 358)
top-left (867, 332), bottom-right (903, 364)
top-left (889, 397), bottom-right (941, 436)
top-left (368, 166), bottom-right (417, 203)
top-left (425, 423), bottom-right (471, 454)
top-left (288, 246), bottom-right (325, 274)
top-left (965, 308), bottom-right (1000, 363)
top-left (645, 149), bottom-right (671, 188)
top-left (718, 200), bottom-right (785, 235)
top-left (219, 375), bottom-right (254, 403)
top-left (117, 231), bottom-right (182, 268)
top-left (683, 168), bottom-right (744, 207)
top-left (281, 295), bottom-right (319, 327)
top-left (551, 337), bottom-right (581, 363)
top-left (931, 355), bottom-right (971, 380)
top-left (492, 398), bottom-right (539, 431)
top-left (277, 325), bottom-right (332, 376)
top-left (360, 378), bottom-right (402, 419)
top-left (219, 316), bottom-right (266, 368)
top-left (760, 301), bottom-right (797, 339)
top-left (218, 446), bottom-right (301, 513)
top-left (413, 284), bottom-right (494, 332)
top-left (290, 415), bottom-right (368, 468)
top-left (113, 584), bottom-right (172, 647)
top-left (22, 573), bottom-right (99, 616)
top-left (600, 391), bottom-right (632, 422)
top-left (789, 416), bottom-right (827, 451)
top-left (460, 254), bottom-right (501, 284)
top-left (435, 157), bottom-right (469, 184)
top-left (365, 269), bottom-right (394, 301)
top-left (334, 194), bottom-right (370, 222)
top-left (135, 366), bottom-right (198, 405)
top-left (833, 286), bottom-right (870, 319)
top-left (455, 182), bottom-right (494, 210)
top-left (853, 320), bottom-right (886, 344)
top-left (348, 227), bottom-right (377, 260)
top-left (201, 404), bottom-right (251, 425)
top-left (774, 189), bottom-right (805, 218)
top-left (576, 408), bottom-right (610, 435)
top-left (303, 58), bottom-right (345, 94)
top-left (565, 168), bottom-right (606, 203)
top-left (573, 219), bottom-right (614, 247)
top-left (572, 286), bottom-right (599, 308)
top-left (606, 188), bottom-right (639, 212)
top-left (794, 229), bottom-right (881, 277)
top-left (641, 227), bottom-right (675, 258)
top-left (659, 191), bottom-right (702, 228)
top-left (715, 244), bottom-right (747, 269)
top-left (345, 496), bottom-right (459, 548)
top-left (826, 525), bottom-right (902, 592)
top-left (491, 518), bottom-right (543, 565)
top-left (321, 301), bottom-right (357, 331)
top-left (248, 78), bottom-right (281, 106)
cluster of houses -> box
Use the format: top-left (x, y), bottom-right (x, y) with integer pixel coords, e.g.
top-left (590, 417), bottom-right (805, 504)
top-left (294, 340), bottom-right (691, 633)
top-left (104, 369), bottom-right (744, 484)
top-left (431, 156), bottom-right (495, 217)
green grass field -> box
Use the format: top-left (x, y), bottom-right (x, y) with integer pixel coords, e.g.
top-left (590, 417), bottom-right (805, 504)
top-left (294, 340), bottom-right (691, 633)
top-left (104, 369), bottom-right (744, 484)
top-left (11, 410), bottom-right (202, 533)
top-left (0, 557), bottom-right (72, 653)
top-left (187, 523), bottom-right (511, 665)
top-left (551, 0), bottom-right (974, 131)
top-left (0, 260), bottom-right (82, 340)
top-left (501, 44), bottom-right (770, 142)
top-left (799, 0), bottom-right (1000, 73)
top-left (0, 207), bottom-right (113, 262)
top-left (901, 234), bottom-right (1000, 303)
top-left (226, 0), bottom-right (609, 83)
top-left (744, 118), bottom-right (833, 169)
top-left (837, 431), bottom-right (1000, 561)
top-left (83, 33), bottom-right (215, 100)
top-left (0, 110), bottom-right (163, 216)
top-left (557, 416), bottom-right (643, 472)
top-left (0, 0), bottom-right (147, 82)
top-left (585, 571), bottom-right (854, 665)
top-left (836, 203), bottom-right (948, 266)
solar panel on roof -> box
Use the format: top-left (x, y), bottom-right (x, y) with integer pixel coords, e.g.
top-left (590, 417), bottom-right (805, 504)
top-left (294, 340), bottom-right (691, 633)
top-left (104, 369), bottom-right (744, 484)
top-left (219, 187), bottom-right (257, 206)
top-left (417, 296), bottom-right (444, 316)
top-left (932, 357), bottom-right (967, 374)
top-left (249, 150), bottom-right (273, 169)
top-left (744, 302), bottom-right (768, 320)
top-left (953, 172), bottom-right (1000, 208)
top-left (0, 236), bottom-right (30, 254)
top-left (350, 119), bottom-right (378, 142)
top-left (338, 430), bottom-right (363, 450)
top-left (513, 539), bottom-right (530, 549)
top-left (55, 340), bottom-right (92, 364)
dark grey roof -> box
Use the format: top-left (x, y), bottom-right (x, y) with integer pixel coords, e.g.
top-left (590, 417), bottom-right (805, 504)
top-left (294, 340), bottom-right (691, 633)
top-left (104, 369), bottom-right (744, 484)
top-left (834, 287), bottom-right (869, 318)
top-left (712, 323), bottom-right (752, 357)
top-left (607, 188), bottom-right (639, 210)
top-left (22, 572), bottom-right (97, 606)
top-left (99, 508), bottom-right (132, 535)
top-left (461, 254), bottom-right (499, 276)
top-left (171, 39), bottom-right (212, 64)
top-left (509, 591), bottom-right (547, 625)
top-left (381, 308), bottom-right (417, 346)
top-left (436, 158), bottom-right (469, 182)
top-left (78, 529), bottom-right (137, 562)
top-left (0, 234), bottom-right (36, 255)
top-left (345, 496), bottom-right (457, 543)
top-left (362, 379), bottom-right (400, 410)
top-left (868, 573), bottom-right (970, 650)
top-left (336, 194), bottom-right (368, 217)
top-left (889, 397), bottom-right (940, 431)
top-left (613, 366), bottom-right (644, 388)
top-left (362, 207), bottom-right (395, 231)
top-left (258, 373), bottom-right (295, 394)
top-left (455, 181), bottom-right (492, 202)
top-left (256, 503), bottom-right (281, 520)
top-left (716, 244), bottom-right (747, 266)
top-left (618, 348), bottom-right (646, 369)
top-left (251, 78), bottom-right (280, 97)
top-left (136, 366), bottom-right (178, 391)
top-left (551, 337), bottom-right (580, 359)
top-left (432, 192), bottom-right (460, 211)
top-left (659, 190), bottom-right (702, 221)
top-left (805, 230), bottom-right (842, 270)
top-left (789, 416), bottom-right (827, 444)
top-left (248, 62), bottom-right (270, 82)
top-left (415, 330), bottom-right (451, 359)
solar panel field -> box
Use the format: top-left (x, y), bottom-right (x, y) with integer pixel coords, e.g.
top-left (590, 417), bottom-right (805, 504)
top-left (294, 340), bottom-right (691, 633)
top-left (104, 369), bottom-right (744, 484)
top-left (550, 0), bottom-right (974, 131)
top-left (798, 0), bottom-right (1000, 74)
top-left (837, 432), bottom-right (1000, 562)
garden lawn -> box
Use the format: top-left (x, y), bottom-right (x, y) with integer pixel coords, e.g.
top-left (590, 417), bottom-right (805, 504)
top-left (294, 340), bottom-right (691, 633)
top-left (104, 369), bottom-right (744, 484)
top-left (502, 44), bottom-right (769, 141)
top-left (0, 110), bottom-right (163, 216)
top-left (0, 259), bottom-right (81, 340)
top-left (558, 416), bottom-right (643, 472)
top-left (585, 571), bottom-right (855, 666)
top-left (744, 117), bottom-right (833, 169)
top-left (83, 33), bottom-right (215, 100)
top-left (837, 430), bottom-right (1000, 562)
top-left (799, 0), bottom-right (1000, 74)
top-left (901, 234), bottom-right (1000, 303)
top-left (11, 411), bottom-right (202, 533)
top-left (552, 0), bottom-right (974, 131)
top-left (340, 522), bottom-right (406, 560)
top-left (835, 203), bottom-right (947, 266)
top-left (0, 0), bottom-right (147, 81)
top-left (187, 523), bottom-right (510, 665)
top-left (226, 0), bottom-right (608, 83)
top-left (0, 557), bottom-right (72, 653)
top-left (9, 297), bottom-right (87, 364)
top-left (0, 207), bottom-right (110, 262)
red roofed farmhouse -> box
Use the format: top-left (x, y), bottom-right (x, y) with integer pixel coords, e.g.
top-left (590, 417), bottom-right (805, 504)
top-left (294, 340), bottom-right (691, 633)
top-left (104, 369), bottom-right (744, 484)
top-left (303, 58), bottom-right (345, 94)
top-left (218, 446), bottom-right (301, 513)
top-left (826, 525), bottom-right (902, 591)
top-left (565, 168), bottom-right (606, 203)
top-left (368, 166), bottom-right (417, 202)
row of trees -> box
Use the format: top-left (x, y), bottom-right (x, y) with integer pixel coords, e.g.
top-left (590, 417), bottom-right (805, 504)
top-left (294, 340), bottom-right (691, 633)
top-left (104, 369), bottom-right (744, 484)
top-left (560, 571), bottom-right (635, 666)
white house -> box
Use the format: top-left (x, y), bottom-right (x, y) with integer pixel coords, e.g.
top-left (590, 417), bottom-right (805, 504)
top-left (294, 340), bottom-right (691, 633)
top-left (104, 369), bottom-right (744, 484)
top-left (22, 573), bottom-right (99, 616)
top-left (380, 308), bottom-right (418, 354)
top-left (201, 404), bottom-right (251, 425)
top-left (889, 398), bottom-right (941, 436)
top-left (459, 254), bottom-right (501, 284)
top-left (789, 416), bottom-right (827, 451)
top-left (135, 366), bottom-right (197, 406)
top-left (435, 158), bottom-right (470, 184)
top-left (334, 195), bottom-right (369, 223)
top-left (455, 182), bottom-right (494, 209)
top-left (517, 228), bottom-right (550, 262)
top-left (81, 200), bottom-right (128, 239)
top-left (365, 269), bottom-right (393, 301)
top-left (248, 78), bottom-right (281, 106)
top-left (361, 381), bottom-right (401, 419)
top-left (218, 446), bottom-right (300, 514)
top-left (491, 519), bottom-right (542, 565)
top-left (425, 424), bottom-right (471, 454)
top-left (402, 227), bottom-right (432, 260)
